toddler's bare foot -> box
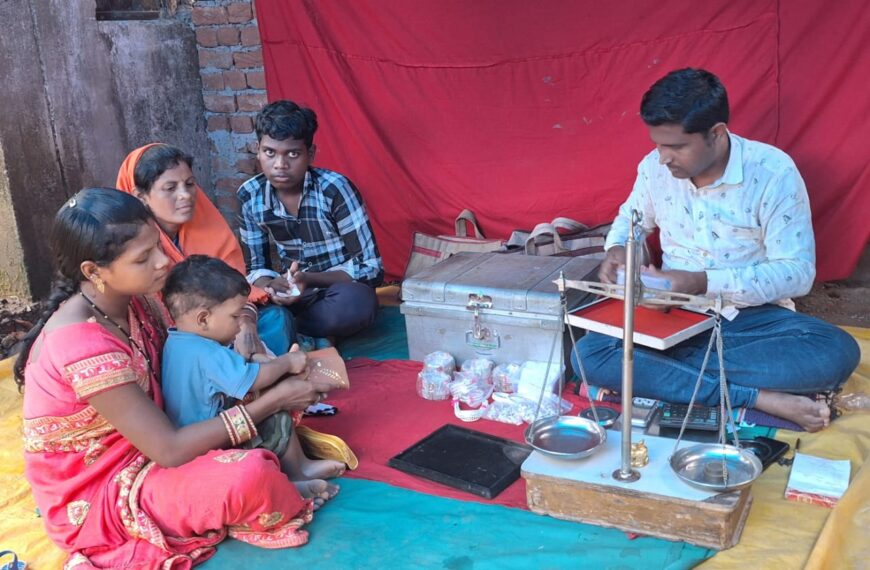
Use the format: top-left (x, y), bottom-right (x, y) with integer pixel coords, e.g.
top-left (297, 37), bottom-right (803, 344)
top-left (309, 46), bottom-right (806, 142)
top-left (294, 479), bottom-right (339, 510)
top-left (301, 458), bottom-right (346, 480)
top-left (754, 390), bottom-right (831, 432)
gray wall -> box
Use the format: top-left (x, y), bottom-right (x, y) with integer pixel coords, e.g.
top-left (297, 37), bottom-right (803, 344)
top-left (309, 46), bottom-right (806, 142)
top-left (0, 0), bottom-right (209, 298)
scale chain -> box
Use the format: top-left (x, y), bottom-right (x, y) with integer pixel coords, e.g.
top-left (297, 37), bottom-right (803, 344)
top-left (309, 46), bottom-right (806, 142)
top-left (565, 293), bottom-right (601, 425)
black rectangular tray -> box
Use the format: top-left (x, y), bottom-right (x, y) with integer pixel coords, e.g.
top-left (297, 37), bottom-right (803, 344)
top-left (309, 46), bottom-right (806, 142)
top-left (388, 424), bottom-right (532, 499)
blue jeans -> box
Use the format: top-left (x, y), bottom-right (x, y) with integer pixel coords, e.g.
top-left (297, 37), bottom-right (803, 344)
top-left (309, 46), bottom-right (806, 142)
top-left (290, 282), bottom-right (379, 338)
top-left (257, 304), bottom-right (296, 355)
top-left (572, 305), bottom-right (860, 409)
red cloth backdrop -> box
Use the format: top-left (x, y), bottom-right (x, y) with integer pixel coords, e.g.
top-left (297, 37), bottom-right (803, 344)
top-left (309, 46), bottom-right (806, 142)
top-left (256, 0), bottom-right (869, 282)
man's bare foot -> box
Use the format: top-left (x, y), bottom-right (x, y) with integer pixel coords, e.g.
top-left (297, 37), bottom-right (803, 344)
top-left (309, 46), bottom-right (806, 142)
top-left (300, 457), bottom-right (346, 480)
top-left (754, 390), bottom-right (831, 432)
top-left (294, 479), bottom-right (340, 510)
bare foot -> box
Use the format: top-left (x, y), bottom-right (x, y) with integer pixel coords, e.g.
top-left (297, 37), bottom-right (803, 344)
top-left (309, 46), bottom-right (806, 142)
top-left (300, 457), bottom-right (346, 480)
top-left (294, 479), bottom-right (340, 510)
top-left (754, 390), bottom-right (831, 432)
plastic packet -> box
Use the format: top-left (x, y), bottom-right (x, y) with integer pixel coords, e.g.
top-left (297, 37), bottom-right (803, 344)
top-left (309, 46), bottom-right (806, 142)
top-left (481, 396), bottom-right (525, 425)
top-left (834, 392), bottom-right (870, 412)
top-left (512, 393), bottom-right (572, 423)
top-left (416, 370), bottom-right (452, 400)
top-left (515, 360), bottom-right (563, 401)
top-left (482, 392), bottom-right (572, 425)
top-left (491, 362), bottom-right (522, 393)
top-left (460, 358), bottom-right (494, 383)
top-left (423, 351), bottom-right (456, 375)
top-left (450, 370), bottom-right (492, 407)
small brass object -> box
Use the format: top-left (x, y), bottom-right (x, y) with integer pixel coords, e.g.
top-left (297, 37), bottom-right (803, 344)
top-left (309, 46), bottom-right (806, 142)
top-left (631, 439), bottom-right (649, 468)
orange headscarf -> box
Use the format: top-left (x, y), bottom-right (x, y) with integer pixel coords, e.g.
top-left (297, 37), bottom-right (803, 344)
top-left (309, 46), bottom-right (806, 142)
top-left (116, 144), bottom-right (268, 304)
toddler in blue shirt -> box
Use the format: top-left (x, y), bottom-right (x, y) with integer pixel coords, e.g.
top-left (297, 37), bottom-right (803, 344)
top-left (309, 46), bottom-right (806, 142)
top-left (162, 255), bottom-right (344, 505)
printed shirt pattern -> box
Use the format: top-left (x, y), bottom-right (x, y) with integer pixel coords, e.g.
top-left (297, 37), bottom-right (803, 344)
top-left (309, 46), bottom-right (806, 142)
top-left (237, 169), bottom-right (383, 285)
top-left (605, 132), bottom-right (815, 308)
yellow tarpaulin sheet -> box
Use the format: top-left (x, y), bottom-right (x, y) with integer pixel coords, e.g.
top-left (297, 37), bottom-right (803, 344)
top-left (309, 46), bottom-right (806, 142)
top-left (1, 328), bottom-right (867, 569)
top-left (701, 326), bottom-right (870, 569)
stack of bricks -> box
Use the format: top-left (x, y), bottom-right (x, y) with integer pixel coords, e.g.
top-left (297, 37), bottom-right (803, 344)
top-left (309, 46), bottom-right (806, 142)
top-left (192, 0), bottom-right (265, 221)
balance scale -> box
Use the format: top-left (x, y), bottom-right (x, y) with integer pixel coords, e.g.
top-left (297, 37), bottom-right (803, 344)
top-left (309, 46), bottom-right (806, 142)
top-left (520, 210), bottom-right (756, 550)
top-left (521, 429), bottom-right (753, 550)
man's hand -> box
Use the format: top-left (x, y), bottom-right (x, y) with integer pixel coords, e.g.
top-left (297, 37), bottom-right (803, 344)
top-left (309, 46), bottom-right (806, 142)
top-left (599, 246), bottom-right (626, 284)
top-left (644, 266), bottom-right (707, 295)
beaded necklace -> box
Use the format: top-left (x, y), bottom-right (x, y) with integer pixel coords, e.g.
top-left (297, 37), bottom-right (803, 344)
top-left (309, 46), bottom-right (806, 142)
top-left (80, 292), bottom-right (153, 371)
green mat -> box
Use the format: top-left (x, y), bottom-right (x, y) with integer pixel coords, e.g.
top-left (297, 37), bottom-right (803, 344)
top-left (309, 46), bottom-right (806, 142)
top-left (338, 305), bottom-right (409, 361)
top-left (205, 478), bottom-right (713, 569)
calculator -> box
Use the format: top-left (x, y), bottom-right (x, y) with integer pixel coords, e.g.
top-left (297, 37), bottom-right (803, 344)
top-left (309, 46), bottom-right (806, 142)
top-left (658, 403), bottom-right (720, 431)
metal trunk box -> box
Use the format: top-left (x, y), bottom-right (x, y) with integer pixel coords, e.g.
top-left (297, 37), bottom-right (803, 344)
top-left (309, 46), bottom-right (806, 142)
top-left (400, 252), bottom-right (601, 365)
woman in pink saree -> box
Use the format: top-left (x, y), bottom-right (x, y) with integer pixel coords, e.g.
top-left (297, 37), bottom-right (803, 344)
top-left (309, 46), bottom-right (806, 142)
top-left (15, 188), bottom-right (335, 569)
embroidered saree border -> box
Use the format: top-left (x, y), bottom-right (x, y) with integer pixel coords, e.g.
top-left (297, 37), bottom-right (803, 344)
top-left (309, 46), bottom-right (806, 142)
top-left (64, 352), bottom-right (140, 400)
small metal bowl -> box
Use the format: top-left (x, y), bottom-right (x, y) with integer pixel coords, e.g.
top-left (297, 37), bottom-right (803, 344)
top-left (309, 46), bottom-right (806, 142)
top-left (670, 443), bottom-right (763, 492)
top-left (525, 415), bottom-right (607, 459)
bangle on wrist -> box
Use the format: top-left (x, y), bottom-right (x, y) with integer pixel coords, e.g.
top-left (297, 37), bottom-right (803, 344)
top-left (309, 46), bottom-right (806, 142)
top-left (219, 405), bottom-right (258, 445)
top-left (239, 303), bottom-right (258, 323)
top-left (219, 410), bottom-right (238, 446)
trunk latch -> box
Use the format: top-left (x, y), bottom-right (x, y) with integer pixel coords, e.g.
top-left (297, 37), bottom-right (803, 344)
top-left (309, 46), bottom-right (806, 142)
top-left (466, 294), bottom-right (493, 340)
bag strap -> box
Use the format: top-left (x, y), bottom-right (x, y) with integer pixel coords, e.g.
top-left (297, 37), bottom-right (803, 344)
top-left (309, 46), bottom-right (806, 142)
top-left (454, 209), bottom-right (486, 238)
top-left (549, 217), bottom-right (589, 233)
top-left (524, 222), bottom-right (566, 254)
top-left (524, 219), bottom-right (609, 255)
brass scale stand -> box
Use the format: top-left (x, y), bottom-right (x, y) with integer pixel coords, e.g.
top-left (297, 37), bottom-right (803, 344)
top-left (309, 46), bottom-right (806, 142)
top-left (521, 210), bottom-right (761, 549)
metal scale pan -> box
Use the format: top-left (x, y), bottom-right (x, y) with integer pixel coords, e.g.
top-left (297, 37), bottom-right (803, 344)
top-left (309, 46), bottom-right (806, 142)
top-left (670, 443), bottom-right (763, 492)
top-left (525, 415), bottom-right (606, 460)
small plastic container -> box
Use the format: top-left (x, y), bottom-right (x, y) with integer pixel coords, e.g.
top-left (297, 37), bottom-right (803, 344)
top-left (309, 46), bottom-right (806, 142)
top-left (460, 358), bottom-right (495, 383)
top-left (491, 362), bottom-right (522, 393)
top-left (450, 370), bottom-right (491, 407)
top-left (417, 370), bottom-right (453, 400)
top-left (423, 351), bottom-right (456, 375)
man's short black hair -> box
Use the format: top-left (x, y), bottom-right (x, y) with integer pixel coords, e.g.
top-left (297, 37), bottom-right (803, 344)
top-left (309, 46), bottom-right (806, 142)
top-left (163, 255), bottom-right (250, 319)
top-left (255, 100), bottom-right (318, 147)
top-left (640, 68), bottom-right (729, 134)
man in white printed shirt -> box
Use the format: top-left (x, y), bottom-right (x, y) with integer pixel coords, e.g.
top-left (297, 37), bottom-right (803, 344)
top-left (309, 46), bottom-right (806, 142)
top-left (574, 68), bottom-right (859, 431)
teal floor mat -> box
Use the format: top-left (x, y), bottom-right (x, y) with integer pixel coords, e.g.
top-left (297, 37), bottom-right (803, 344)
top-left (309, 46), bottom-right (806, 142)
top-left (206, 478), bottom-right (713, 570)
top-left (338, 305), bottom-right (409, 361)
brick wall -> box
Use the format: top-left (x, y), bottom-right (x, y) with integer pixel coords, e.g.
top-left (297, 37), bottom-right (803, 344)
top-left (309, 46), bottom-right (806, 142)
top-left (191, 0), bottom-right (264, 221)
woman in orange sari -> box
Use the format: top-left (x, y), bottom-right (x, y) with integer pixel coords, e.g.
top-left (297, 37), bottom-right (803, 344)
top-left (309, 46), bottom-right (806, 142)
top-left (16, 188), bottom-right (335, 568)
top-left (116, 143), bottom-right (293, 358)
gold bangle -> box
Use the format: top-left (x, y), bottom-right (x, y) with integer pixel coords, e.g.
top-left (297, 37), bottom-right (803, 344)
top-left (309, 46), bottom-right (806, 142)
top-left (219, 410), bottom-right (238, 446)
top-left (238, 404), bottom-right (259, 439)
top-left (225, 406), bottom-right (254, 444)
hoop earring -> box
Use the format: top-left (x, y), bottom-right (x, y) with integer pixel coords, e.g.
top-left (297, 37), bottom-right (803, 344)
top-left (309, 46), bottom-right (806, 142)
top-left (92, 277), bottom-right (106, 294)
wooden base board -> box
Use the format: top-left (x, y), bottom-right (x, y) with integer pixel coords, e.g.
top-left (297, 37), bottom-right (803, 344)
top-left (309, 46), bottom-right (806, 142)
top-left (523, 470), bottom-right (752, 550)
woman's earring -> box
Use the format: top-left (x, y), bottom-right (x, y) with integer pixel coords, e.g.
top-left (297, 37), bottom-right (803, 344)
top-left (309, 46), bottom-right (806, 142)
top-left (92, 277), bottom-right (106, 294)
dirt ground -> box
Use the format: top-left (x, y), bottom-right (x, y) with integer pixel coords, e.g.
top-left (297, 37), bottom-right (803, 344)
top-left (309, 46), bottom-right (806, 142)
top-left (793, 246), bottom-right (869, 329)
top-left (1, 247), bottom-right (867, 360)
